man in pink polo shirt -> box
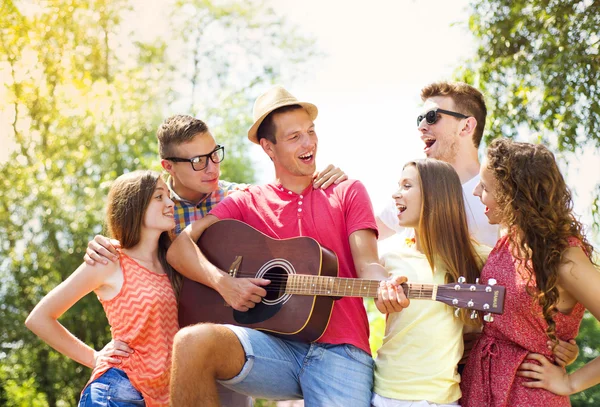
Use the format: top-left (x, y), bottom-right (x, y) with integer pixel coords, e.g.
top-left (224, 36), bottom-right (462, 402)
top-left (166, 86), bottom-right (409, 406)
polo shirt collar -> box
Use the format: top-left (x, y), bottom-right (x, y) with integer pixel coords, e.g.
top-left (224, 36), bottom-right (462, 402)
top-left (271, 182), bottom-right (313, 198)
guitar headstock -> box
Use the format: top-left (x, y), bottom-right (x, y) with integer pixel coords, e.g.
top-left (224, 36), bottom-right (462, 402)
top-left (436, 278), bottom-right (505, 315)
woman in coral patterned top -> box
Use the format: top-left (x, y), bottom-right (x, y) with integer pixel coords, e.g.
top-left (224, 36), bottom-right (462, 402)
top-left (26, 170), bottom-right (180, 407)
top-left (461, 139), bottom-right (600, 406)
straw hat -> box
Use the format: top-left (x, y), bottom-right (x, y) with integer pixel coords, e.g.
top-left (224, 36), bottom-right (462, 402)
top-left (247, 85), bottom-right (318, 144)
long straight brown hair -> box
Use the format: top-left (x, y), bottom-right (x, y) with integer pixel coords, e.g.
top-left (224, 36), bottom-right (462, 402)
top-left (105, 170), bottom-right (182, 298)
top-left (408, 159), bottom-right (484, 325)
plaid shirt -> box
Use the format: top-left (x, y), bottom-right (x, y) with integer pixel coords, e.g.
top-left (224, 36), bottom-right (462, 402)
top-left (168, 179), bottom-right (245, 235)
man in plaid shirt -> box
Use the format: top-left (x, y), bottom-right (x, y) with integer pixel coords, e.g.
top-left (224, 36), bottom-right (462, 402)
top-left (83, 114), bottom-right (346, 407)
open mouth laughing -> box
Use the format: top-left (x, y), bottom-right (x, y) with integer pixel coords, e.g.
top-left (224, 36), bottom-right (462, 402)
top-left (423, 137), bottom-right (436, 151)
top-left (396, 204), bottom-right (407, 215)
top-left (299, 151), bottom-right (314, 163)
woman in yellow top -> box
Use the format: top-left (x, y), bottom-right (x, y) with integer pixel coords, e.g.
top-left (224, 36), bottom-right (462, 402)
top-left (372, 159), bottom-right (577, 407)
top-left (373, 159), bottom-right (487, 407)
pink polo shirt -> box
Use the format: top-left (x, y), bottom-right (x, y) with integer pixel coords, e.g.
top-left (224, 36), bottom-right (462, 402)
top-left (209, 179), bottom-right (377, 354)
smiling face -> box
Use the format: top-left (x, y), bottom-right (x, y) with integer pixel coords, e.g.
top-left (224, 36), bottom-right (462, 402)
top-left (473, 157), bottom-right (502, 225)
top-left (263, 107), bottom-right (318, 179)
top-left (143, 178), bottom-right (176, 232)
top-left (161, 131), bottom-right (221, 201)
top-left (392, 165), bottom-right (423, 230)
top-left (418, 96), bottom-right (465, 163)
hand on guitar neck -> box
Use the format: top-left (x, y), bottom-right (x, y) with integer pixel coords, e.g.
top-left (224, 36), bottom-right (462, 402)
top-left (374, 274), bottom-right (411, 314)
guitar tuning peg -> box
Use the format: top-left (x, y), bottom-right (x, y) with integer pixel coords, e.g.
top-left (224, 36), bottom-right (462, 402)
top-left (487, 278), bottom-right (497, 286)
top-left (454, 308), bottom-right (461, 318)
top-left (470, 310), bottom-right (478, 319)
top-left (483, 313), bottom-right (494, 323)
top-left (458, 276), bottom-right (466, 283)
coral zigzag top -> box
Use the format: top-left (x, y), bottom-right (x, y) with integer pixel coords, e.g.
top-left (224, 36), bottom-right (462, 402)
top-left (87, 252), bottom-right (179, 407)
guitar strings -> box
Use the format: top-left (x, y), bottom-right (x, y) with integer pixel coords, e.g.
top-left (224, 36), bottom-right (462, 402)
top-left (207, 271), bottom-right (493, 307)
top-left (212, 272), bottom-right (438, 298)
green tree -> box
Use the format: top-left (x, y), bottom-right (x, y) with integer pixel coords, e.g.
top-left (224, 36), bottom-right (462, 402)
top-left (569, 313), bottom-right (600, 406)
top-left (0, 0), bottom-right (315, 405)
top-left (462, 0), bottom-right (600, 404)
top-left (0, 0), bottom-right (171, 404)
top-left (460, 0), bottom-right (600, 226)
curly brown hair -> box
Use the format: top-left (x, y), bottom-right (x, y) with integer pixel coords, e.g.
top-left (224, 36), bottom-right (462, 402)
top-left (486, 138), bottom-right (595, 343)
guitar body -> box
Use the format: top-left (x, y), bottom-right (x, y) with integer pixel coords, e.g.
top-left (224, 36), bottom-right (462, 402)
top-left (178, 219), bottom-right (340, 342)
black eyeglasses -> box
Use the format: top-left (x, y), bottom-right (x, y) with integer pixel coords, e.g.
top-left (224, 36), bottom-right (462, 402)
top-left (165, 145), bottom-right (225, 171)
top-left (417, 108), bottom-right (470, 126)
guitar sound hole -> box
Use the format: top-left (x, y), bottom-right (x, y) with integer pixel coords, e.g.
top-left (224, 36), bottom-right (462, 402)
top-left (263, 266), bottom-right (288, 302)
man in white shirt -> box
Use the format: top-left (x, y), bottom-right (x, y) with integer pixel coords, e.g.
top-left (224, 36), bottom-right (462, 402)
top-left (377, 81), bottom-right (499, 247)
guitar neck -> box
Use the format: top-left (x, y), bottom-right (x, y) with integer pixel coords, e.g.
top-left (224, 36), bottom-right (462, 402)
top-left (285, 275), bottom-right (436, 300)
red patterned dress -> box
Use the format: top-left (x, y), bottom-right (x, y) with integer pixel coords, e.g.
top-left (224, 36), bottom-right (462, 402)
top-left (461, 235), bottom-right (585, 407)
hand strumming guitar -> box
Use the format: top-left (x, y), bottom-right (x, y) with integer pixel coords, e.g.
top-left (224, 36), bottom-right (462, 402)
top-left (216, 274), bottom-right (270, 312)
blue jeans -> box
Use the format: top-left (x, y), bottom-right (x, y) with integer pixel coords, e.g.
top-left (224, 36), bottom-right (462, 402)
top-left (219, 325), bottom-right (374, 406)
top-left (78, 368), bottom-right (145, 407)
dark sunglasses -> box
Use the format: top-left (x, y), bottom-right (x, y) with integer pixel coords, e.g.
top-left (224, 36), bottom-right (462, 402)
top-left (417, 108), bottom-right (470, 126)
top-left (165, 145), bottom-right (225, 171)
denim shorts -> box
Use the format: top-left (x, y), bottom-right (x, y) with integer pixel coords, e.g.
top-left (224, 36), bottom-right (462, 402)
top-left (78, 368), bottom-right (145, 407)
top-left (219, 325), bottom-right (374, 406)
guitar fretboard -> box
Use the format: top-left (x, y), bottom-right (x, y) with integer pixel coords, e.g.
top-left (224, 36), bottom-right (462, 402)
top-left (285, 275), bottom-right (438, 300)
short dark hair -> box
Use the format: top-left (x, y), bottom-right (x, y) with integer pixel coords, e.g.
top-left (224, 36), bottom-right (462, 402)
top-left (157, 115), bottom-right (209, 158)
top-left (421, 82), bottom-right (487, 148)
top-left (256, 104), bottom-right (304, 144)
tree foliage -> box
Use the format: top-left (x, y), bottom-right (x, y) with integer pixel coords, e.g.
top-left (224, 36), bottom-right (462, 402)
top-left (463, 0), bottom-right (599, 149)
top-left (0, 0), bottom-right (170, 404)
top-left (0, 0), bottom-right (316, 405)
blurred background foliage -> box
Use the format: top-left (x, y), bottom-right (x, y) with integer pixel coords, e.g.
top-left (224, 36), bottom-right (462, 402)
top-left (1, 0), bottom-right (599, 405)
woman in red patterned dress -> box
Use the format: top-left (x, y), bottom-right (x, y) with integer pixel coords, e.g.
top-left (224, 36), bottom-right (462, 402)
top-left (460, 139), bottom-right (600, 406)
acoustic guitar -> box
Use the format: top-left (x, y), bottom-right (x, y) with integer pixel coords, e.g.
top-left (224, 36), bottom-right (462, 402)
top-left (178, 219), bottom-right (505, 342)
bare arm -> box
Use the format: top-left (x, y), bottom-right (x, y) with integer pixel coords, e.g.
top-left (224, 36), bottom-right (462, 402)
top-left (519, 247), bottom-right (600, 394)
top-left (25, 261), bottom-right (120, 368)
top-left (166, 215), bottom-right (270, 311)
top-left (348, 228), bottom-right (409, 314)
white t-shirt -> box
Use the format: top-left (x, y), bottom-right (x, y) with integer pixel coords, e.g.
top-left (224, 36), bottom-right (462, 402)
top-left (378, 174), bottom-right (499, 247)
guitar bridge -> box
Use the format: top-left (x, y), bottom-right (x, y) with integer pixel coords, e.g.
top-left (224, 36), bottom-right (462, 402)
top-left (224, 256), bottom-right (243, 308)
top-left (229, 256), bottom-right (243, 278)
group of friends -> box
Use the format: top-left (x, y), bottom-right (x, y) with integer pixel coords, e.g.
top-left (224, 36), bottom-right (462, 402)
top-left (25, 81), bottom-right (600, 407)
